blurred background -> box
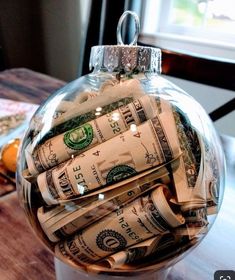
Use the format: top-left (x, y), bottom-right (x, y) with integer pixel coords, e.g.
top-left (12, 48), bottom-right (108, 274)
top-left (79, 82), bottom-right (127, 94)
top-left (0, 0), bottom-right (235, 135)
top-left (0, 0), bottom-right (90, 80)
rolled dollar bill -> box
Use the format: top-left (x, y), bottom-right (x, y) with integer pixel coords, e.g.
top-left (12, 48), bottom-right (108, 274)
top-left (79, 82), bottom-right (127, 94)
top-left (171, 108), bottom-right (207, 209)
top-left (28, 95), bottom-right (135, 153)
top-left (173, 207), bottom-right (208, 238)
top-left (26, 95), bottom-right (158, 175)
top-left (49, 78), bottom-right (145, 134)
top-left (50, 92), bottom-right (98, 121)
top-left (173, 220), bottom-right (208, 238)
top-left (99, 234), bottom-right (175, 269)
top-left (178, 131), bottom-right (221, 212)
top-left (204, 142), bottom-right (220, 215)
top-left (179, 157), bottom-right (206, 212)
top-left (37, 112), bottom-right (181, 205)
top-left (100, 78), bottom-right (144, 97)
top-left (37, 159), bottom-right (180, 242)
top-left (72, 156), bottom-right (180, 201)
top-left (37, 182), bottom-right (158, 242)
top-left (151, 99), bottom-right (203, 207)
top-left (29, 94), bottom-right (99, 140)
top-left (55, 185), bottom-right (185, 266)
top-left (183, 208), bottom-right (208, 223)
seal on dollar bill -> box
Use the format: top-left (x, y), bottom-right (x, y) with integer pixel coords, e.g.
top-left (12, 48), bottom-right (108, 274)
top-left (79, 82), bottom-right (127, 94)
top-left (64, 123), bottom-right (93, 150)
top-left (106, 165), bottom-right (137, 184)
top-left (96, 229), bottom-right (127, 252)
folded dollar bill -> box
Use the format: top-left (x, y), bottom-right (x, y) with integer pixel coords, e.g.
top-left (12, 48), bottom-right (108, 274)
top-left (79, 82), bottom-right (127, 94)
top-left (26, 95), bottom-right (158, 175)
top-left (55, 185), bottom-right (185, 266)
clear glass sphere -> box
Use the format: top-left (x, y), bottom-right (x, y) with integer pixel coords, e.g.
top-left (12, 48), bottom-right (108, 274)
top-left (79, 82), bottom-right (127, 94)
top-left (16, 68), bottom-right (225, 276)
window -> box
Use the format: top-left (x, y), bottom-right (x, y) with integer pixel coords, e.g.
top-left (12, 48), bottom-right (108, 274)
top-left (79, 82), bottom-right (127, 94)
top-left (141, 0), bottom-right (235, 60)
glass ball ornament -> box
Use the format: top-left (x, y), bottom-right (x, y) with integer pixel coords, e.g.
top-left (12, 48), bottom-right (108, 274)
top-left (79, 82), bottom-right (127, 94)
top-left (16, 11), bottom-right (225, 279)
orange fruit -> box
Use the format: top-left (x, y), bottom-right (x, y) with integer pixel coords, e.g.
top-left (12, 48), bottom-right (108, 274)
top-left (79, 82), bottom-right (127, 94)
top-left (1, 138), bottom-right (20, 173)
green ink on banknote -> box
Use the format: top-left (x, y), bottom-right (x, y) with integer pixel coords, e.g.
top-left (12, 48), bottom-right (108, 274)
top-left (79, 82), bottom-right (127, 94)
top-left (39, 97), bottom-right (134, 144)
top-left (96, 229), bottom-right (127, 252)
top-left (64, 123), bottom-right (93, 150)
top-left (106, 165), bottom-right (137, 184)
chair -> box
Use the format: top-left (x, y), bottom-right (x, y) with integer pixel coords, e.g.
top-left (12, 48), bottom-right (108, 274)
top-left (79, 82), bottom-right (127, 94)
top-left (159, 48), bottom-right (235, 122)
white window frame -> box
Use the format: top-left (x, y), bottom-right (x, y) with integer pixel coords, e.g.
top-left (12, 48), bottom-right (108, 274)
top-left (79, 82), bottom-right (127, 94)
top-left (141, 0), bottom-right (235, 61)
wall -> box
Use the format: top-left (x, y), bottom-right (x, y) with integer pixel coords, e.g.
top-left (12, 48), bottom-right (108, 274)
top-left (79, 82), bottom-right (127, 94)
top-left (0, 0), bottom-right (91, 81)
top-left (40, 0), bottom-right (91, 81)
top-left (0, 0), bottom-right (46, 72)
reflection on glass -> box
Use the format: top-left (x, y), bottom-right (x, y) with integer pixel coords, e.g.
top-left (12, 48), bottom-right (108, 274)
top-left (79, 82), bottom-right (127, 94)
top-left (112, 112), bottom-right (120, 121)
top-left (98, 193), bottom-right (105, 200)
top-left (96, 106), bottom-right (102, 112)
top-left (130, 123), bottom-right (137, 132)
top-left (77, 184), bottom-right (85, 195)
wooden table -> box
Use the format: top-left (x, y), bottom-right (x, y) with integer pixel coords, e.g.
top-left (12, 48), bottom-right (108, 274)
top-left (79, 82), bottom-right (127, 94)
top-left (0, 68), bottom-right (65, 280)
top-left (0, 68), bottom-right (234, 280)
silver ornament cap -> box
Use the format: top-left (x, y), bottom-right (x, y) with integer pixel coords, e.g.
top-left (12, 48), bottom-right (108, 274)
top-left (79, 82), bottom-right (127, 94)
top-left (89, 11), bottom-right (161, 74)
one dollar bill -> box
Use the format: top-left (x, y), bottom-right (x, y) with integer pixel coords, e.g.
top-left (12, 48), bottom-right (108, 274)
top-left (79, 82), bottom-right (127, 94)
top-left (26, 95), bottom-right (158, 175)
top-left (37, 113), bottom-right (181, 205)
top-left (55, 186), bottom-right (185, 266)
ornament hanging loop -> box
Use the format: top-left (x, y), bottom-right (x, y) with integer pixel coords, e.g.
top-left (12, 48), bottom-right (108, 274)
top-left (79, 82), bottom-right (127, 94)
top-left (116, 11), bottom-right (140, 46)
